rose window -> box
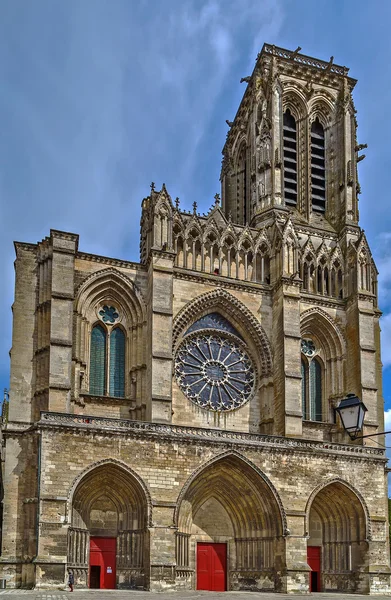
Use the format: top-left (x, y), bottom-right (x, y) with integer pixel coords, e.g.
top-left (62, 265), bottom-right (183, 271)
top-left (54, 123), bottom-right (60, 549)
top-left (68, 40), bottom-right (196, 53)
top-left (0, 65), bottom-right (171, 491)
top-left (98, 305), bottom-right (119, 324)
top-left (175, 332), bottom-right (255, 411)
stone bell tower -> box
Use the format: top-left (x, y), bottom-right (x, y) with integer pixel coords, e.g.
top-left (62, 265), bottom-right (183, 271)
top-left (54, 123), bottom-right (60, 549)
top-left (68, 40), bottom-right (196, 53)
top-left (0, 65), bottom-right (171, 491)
top-left (221, 44), bottom-right (380, 439)
top-left (221, 43), bottom-right (365, 231)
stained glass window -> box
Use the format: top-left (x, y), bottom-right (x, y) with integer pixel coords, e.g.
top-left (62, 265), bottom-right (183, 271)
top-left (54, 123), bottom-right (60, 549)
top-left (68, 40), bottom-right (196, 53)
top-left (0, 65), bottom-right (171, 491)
top-left (301, 359), bottom-right (308, 419)
top-left (99, 305), bottom-right (119, 324)
top-left (301, 341), bottom-right (322, 422)
top-left (175, 333), bottom-right (254, 411)
top-left (309, 358), bottom-right (322, 421)
top-left (90, 324), bottom-right (107, 395)
top-left (185, 312), bottom-right (243, 339)
top-left (109, 327), bottom-right (125, 398)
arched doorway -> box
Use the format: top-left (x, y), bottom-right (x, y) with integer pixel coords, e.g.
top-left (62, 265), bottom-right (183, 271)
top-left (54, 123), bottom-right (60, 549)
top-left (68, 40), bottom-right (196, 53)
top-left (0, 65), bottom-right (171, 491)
top-left (307, 481), bottom-right (368, 592)
top-left (176, 453), bottom-right (285, 592)
top-left (67, 462), bottom-right (149, 589)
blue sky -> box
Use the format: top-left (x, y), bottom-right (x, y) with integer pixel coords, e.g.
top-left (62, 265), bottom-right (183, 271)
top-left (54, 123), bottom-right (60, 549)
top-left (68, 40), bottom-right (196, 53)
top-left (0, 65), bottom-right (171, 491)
top-left (1, 0), bottom-right (391, 439)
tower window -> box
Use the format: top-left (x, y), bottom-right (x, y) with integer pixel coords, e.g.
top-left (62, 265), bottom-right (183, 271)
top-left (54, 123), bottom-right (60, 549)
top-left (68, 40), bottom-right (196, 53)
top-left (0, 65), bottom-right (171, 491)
top-left (90, 324), bottom-right (107, 396)
top-left (109, 327), bottom-right (125, 397)
top-left (301, 340), bottom-right (322, 421)
top-left (311, 118), bottom-right (326, 213)
top-left (89, 323), bottom-right (125, 398)
top-left (283, 109), bottom-right (297, 208)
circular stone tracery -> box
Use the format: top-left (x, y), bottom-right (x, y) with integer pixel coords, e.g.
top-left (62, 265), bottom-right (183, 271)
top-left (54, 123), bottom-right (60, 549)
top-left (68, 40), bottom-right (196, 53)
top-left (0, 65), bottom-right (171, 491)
top-left (175, 333), bottom-right (255, 411)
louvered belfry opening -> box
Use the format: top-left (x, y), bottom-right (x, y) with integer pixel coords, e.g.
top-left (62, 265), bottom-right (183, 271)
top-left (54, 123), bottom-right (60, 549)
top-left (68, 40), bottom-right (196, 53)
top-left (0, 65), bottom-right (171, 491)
top-left (311, 118), bottom-right (326, 212)
top-left (283, 109), bottom-right (298, 208)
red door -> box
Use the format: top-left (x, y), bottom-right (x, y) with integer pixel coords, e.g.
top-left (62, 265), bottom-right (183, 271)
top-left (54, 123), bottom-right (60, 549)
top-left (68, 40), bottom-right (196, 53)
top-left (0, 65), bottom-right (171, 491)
top-left (197, 543), bottom-right (227, 591)
top-left (90, 537), bottom-right (116, 589)
top-left (307, 546), bottom-right (321, 592)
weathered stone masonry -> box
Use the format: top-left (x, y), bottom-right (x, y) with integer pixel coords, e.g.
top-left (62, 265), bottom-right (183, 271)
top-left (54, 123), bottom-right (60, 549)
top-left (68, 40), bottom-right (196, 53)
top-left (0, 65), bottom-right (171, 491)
top-left (1, 43), bottom-right (390, 593)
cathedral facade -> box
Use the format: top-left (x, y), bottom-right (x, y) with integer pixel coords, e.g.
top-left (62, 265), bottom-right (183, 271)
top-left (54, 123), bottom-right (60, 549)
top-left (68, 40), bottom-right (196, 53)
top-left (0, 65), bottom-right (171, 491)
top-left (1, 44), bottom-right (390, 593)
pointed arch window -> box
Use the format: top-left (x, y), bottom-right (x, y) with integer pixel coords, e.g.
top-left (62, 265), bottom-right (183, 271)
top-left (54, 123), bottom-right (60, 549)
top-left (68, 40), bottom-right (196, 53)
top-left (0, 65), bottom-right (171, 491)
top-left (301, 340), bottom-right (322, 421)
top-left (311, 117), bottom-right (326, 213)
top-left (283, 109), bottom-right (298, 208)
top-left (90, 324), bottom-right (107, 396)
top-left (89, 323), bottom-right (126, 398)
top-left (109, 328), bottom-right (125, 397)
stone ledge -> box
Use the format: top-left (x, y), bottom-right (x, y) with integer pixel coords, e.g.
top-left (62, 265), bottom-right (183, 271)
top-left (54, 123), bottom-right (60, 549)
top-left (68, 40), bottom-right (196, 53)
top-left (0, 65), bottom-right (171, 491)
top-left (38, 411), bottom-right (386, 460)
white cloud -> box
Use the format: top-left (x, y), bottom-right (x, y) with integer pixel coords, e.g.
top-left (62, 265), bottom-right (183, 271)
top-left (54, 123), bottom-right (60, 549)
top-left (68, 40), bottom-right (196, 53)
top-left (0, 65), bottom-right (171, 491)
top-left (0, 0), bottom-right (284, 391)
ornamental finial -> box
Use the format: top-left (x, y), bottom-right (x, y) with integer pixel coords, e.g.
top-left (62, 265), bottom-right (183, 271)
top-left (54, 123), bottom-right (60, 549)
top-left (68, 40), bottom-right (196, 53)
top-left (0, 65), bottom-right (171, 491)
top-left (192, 201), bottom-right (197, 214)
top-left (150, 182), bottom-right (155, 192)
top-left (175, 197), bottom-right (180, 210)
top-left (214, 193), bottom-right (220, 206)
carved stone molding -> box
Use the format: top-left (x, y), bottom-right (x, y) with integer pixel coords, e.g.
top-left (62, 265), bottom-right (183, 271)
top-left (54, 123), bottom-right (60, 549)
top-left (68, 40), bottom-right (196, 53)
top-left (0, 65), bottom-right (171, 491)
top-left (172, 288), bottom-right (273, 377)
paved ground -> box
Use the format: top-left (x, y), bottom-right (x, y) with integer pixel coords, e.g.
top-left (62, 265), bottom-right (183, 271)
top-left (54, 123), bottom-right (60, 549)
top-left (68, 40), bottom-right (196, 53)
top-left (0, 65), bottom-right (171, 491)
top-left (0, 592), bottom-right (391, 600)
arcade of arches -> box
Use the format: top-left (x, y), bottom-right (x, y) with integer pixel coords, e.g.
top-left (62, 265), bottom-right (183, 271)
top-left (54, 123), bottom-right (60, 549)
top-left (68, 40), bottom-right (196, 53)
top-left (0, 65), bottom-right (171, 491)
top-left (64, 457), bottom-right (372, 593)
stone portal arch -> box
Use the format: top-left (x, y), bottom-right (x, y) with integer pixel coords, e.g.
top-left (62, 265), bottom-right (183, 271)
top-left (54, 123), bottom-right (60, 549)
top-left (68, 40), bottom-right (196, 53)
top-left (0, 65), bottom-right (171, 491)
top-left (305, 479), bottom-right (369, 593)
top-left (67, 461), bottom-right (149, 590)
top-left (175, 452), bottom-right (285, 592)
top-left (173, 288), bottom-right (273, 378)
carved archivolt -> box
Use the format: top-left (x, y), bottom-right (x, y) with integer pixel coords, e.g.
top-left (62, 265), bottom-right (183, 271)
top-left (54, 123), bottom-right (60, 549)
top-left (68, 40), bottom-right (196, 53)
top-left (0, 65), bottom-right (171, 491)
top-left (66, 458), bottom-right (153, 527)
top-left (300, 307), bottom-right (345, 401)
top-left (174, 449), bottom-right (287, 535)
top-left (305, 477), bottom-right (371, 541)
top-left (75, 267), bottom-right (146, 324)
top-left (282, 87), bottom-right (308, 120)
top-left (300, 307), bottom-right (345, 357)
top-left (309, 97), bottom-right (334, 128)
top-left (173, 288), bottom-right (272, 377)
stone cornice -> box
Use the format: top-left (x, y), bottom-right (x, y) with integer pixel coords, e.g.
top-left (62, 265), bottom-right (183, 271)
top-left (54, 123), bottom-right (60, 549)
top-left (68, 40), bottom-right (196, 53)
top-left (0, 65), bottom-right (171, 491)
top-left (37, 412), bottom-right (385, 462)
top-left (174, 268), bottom-right (270, 295)
top-left (14, 241), bottom-right (37, 256)
top-left (261, 43), bottom-right (352, 80)
top-left (300, 293), bottom-right (345, 310)
top-left (76, 251), bottom-right (143, 271)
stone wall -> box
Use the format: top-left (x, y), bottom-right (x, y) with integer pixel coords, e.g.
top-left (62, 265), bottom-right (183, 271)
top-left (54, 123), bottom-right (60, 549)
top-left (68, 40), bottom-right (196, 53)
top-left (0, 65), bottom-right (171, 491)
top-left (8, 414), bottom-right (386, 592)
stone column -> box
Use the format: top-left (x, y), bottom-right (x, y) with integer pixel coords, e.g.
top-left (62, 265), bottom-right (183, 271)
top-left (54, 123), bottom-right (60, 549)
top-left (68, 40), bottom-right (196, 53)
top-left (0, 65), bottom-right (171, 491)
top-left (148, 505), bottom-right (177, 591)
top-left (282, 514), bottom-right (310, 593)
top-left (8, 244), bottom-right (37, 423)
top-left (34, 428), bottom-right (69, 589)
top-left (272, 277), bottom-right (303, 437)
top-left (47, 230), bottom-right (78, 414)
top-left (146, 249), bottom-right (175, 423)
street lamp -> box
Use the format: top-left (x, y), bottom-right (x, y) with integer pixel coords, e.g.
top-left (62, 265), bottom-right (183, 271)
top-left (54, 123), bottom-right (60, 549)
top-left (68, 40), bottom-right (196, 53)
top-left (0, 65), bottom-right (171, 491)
top-left (335, 393), bottom-right (368, 440)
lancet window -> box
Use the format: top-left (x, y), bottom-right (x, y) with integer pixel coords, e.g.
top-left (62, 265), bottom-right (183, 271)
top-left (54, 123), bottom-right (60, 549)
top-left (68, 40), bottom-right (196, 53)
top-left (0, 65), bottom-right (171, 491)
top-left (301, 339), bottom-right (322, 421)
top-left (89, 306), bottom-right (125, 398)
top-left (311, 118), bottom-right (326, 212)
top-left (283, 109), bottom-right (298, 208)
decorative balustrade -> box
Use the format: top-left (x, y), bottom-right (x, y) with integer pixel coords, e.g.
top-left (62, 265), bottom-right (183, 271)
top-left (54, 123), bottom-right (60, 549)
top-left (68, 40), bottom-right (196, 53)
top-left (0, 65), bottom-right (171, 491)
top-left (263, 44), bottom-right (348, 76)
top-left (39, 411), bottom-right (385, 458)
